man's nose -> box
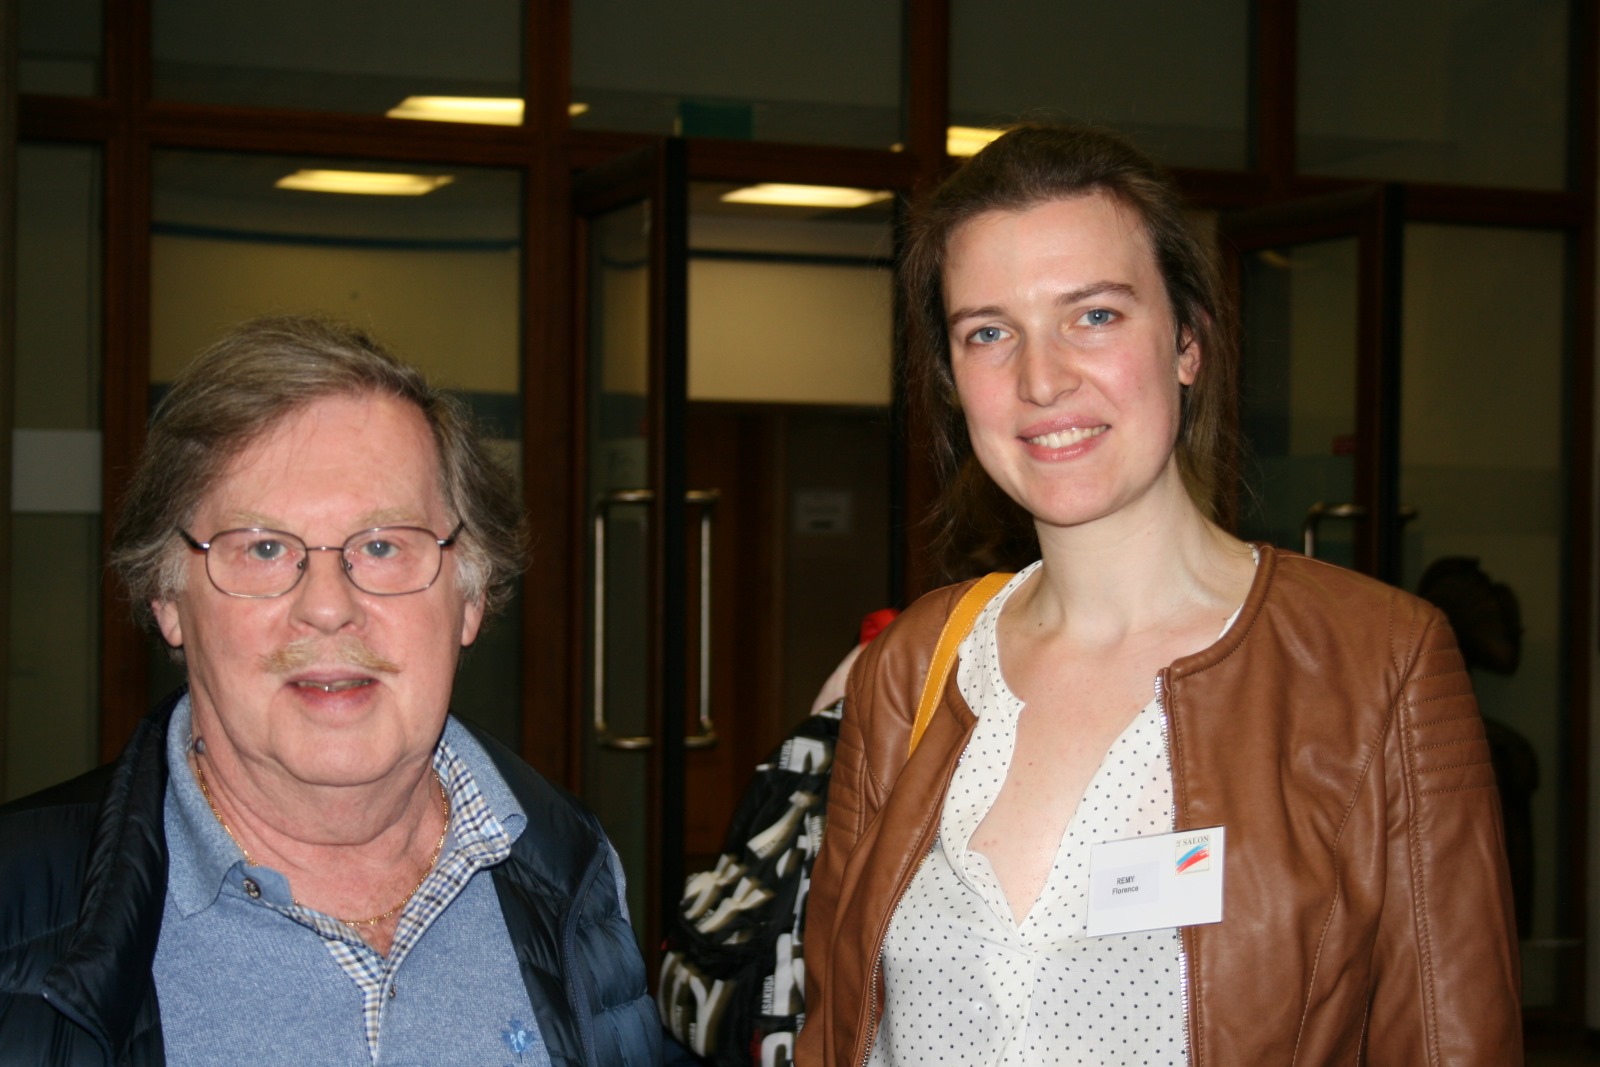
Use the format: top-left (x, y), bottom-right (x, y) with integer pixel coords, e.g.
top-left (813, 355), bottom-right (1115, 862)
top-left (288, 547), bottom-right (365, 630)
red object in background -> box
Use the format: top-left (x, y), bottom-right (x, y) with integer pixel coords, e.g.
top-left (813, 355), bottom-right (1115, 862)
top-left (859, 608), bottom-right (900, 645)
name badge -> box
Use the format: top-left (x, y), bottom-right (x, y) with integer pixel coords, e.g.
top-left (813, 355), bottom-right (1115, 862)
top-left (1085, 826), bottom-right (1225, 937)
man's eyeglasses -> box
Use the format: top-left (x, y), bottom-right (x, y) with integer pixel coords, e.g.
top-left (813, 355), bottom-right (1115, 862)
top-left (178, 522), bottom-right (466, 598)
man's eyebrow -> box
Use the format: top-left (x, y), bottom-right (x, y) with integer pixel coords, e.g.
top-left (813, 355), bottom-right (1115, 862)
top-left (947, 281), bottom-right (1141, 327)
top-left (221, 510), bottom-right (278, 530)
top-left (358, 507), bottom-right (426, 528)
top-left (214, 508), bottom-right (426, 534)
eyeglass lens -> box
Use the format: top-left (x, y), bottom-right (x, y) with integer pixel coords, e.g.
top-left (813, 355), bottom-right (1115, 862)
top-left (204, 527), bottom-right (447, 597)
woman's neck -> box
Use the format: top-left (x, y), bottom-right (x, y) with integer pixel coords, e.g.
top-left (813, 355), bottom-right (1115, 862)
top-left (1021, 498), bottom-right (1254, 646)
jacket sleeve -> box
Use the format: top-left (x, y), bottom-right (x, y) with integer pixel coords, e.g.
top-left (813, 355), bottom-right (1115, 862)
top-left (796, 582), bottom-right (965, 1066)
top-left (796, 631), bottom-right (889, 1066)
top-left (1368, 604), bottom-right (1522, 1064)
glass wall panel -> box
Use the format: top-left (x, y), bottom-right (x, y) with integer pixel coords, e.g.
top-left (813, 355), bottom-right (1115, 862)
top-left (6, 144), bottom-right (103, 801)
top-left (148, 150), bottom-right (525, 748)
top-left (1398, 224), bottom-right (1568, 1006)
top-left (571, 0), bottom-right (902, 148)
top-left (681, 184), bottom-right (894, 857)
top-left (1299, 0), bottom-right (1568, 189)
top-left (19, 0), bottom-right (101, 96)
top-left (152, 0), bottom-right (522, 116)
top-left (1236, 238), bottom-right (1361, 569)
top-left (582, 196), bottom-right (653, 930)
top-left (949, 0), bottom-right (1250, 170)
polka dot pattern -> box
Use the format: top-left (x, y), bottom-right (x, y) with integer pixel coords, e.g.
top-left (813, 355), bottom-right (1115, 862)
top-left (869, 563), bottom-right (1188, 1066)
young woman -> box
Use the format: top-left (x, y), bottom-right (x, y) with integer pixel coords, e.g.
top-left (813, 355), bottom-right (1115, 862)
top-left (798, 125), bottom-right (1520, 1066)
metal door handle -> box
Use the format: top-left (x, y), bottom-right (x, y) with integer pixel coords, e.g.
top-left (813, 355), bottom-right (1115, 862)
top-left (1302, 502), bottom-right (1366, 558)
top-left (685, 489), bottom-right (719, 749)
top-left (592, 488), bottom-right (721, 751)
top-left (593, 490), bottom-right (655, 750)
top-left (1301, 501), bottom-right (1417, 559)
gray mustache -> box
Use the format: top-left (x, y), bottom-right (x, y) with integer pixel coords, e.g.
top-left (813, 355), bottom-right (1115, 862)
top-left (258, 636), bottom-right (401, 675)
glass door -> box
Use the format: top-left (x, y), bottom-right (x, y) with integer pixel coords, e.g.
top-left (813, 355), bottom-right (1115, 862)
top-left (1226, 191), bottom-right (1579, 1014)
top-left (574, 146), bottom-right (902, 969)
top-left (574, 140), bottom-right (697, 958)
top-left (1224, 187), bottom-right (1403, 579)
top-left (1393, 222), bottom-right (1574, 1013)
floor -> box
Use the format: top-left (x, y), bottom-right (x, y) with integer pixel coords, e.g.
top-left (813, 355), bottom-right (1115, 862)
top-left (1528, 1032), bottom-right (1600, 1064)
top-left (1530, 1051), bottom-right (1600, 1065)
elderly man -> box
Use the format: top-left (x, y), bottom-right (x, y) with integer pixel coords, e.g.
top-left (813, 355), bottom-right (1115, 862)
top-left (0, 317), bottom-right (661, 1064)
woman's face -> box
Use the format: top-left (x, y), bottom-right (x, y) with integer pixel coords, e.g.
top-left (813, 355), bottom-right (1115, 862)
top-left (943, 193), bottom-right (1199, 535)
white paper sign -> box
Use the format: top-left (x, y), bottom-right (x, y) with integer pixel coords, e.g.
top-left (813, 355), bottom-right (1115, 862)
top-left (1086, 825), bottom-right (1225, 937)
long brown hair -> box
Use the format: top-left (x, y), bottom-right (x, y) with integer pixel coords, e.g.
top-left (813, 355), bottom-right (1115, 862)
top-left (901, 124), bottom-right (1240, 576)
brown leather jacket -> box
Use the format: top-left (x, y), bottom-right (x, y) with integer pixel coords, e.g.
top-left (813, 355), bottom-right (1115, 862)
top-left (799, 545), bottom-right (1521, 1065)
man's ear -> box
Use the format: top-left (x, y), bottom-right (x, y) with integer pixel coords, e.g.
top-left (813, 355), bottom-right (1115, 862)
top-left (153, 599), bottom-right (184, 649)
top-left (460, 595), bottom-right (484, 649)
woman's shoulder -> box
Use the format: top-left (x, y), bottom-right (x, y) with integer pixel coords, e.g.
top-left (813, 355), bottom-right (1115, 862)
top-left (846, 575), bottom-right (1011, 724)
top-left (1265, 547), bottom-right (1441, 620)
top-left (1250, 545), bottom-right (1451, 659)
top-left (872, 571), bottom-right (1023, 664)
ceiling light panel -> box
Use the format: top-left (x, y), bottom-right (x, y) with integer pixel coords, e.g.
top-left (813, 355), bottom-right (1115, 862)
top-left (720, 183), bottom-right (892, 209)
top-left (274, 170), bottom-right (455, 196)
top-left (947, 125), bottom-right (1004, 157)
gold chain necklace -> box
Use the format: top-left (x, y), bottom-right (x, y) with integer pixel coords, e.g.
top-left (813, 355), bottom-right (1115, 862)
top-left (191, 741), bottom-right (450, 928)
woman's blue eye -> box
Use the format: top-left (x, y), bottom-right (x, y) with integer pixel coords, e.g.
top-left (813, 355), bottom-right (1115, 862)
top-left (970, 326), bottom-right (1007, 344)
top-left (1082, 308), bottom-right (1117, 326)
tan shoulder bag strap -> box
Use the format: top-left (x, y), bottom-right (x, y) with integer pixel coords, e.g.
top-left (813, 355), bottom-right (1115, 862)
top-left (907, 572), bottom-right (1014, 759)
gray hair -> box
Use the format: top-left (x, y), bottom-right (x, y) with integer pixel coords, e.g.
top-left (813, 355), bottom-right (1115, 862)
top-left (111, 315), bottom-right (526, 633)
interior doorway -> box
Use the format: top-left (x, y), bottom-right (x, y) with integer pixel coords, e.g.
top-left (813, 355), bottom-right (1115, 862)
top-left (574, 140), bottom-right (898, 959)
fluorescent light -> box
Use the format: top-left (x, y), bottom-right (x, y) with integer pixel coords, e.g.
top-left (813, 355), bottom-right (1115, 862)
top-left (720, 183), bottom-right (892, 209)
top-left (947, 125), bottom-right (1004, 157)
top-left (386, 96), bottom-right (591, 124)
top-left (274, 170), bottom-right (455, 196)
top-left (388, 96), bottom-right (523, 125)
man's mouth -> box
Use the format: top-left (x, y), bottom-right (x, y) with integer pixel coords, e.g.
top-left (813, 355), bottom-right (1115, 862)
top-left (1026, 425), bottom-right (1108, 448)
top-left (292, 678), bottom-right (376, 693)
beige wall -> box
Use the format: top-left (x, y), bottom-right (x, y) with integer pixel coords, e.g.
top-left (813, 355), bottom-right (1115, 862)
top-left (588, 253), bottom-right (893, 406)
top-left (155, 236), bottom-right (890, 407)
top-left (688, 258), bottom-right (890, 406)
top-left (151, 235), bottom-right (520, 391)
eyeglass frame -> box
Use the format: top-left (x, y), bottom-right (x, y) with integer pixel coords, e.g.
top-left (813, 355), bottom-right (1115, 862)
top-left (177, 521), bottom-right (467, 599)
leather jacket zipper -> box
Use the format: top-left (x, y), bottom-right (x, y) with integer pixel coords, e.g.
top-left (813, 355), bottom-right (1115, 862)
top-left (860, 841), bottom-right (937, 1067)
top-left (1156, 671), bottom-right (1194, 1064)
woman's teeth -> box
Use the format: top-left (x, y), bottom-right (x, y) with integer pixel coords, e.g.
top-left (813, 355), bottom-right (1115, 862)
top-left (1027, 425), bottom-right (1108, 448)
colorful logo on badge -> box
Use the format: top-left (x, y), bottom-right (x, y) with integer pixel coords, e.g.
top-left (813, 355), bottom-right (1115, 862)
top-left (1175, 837), bottom-right (1211, 875)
